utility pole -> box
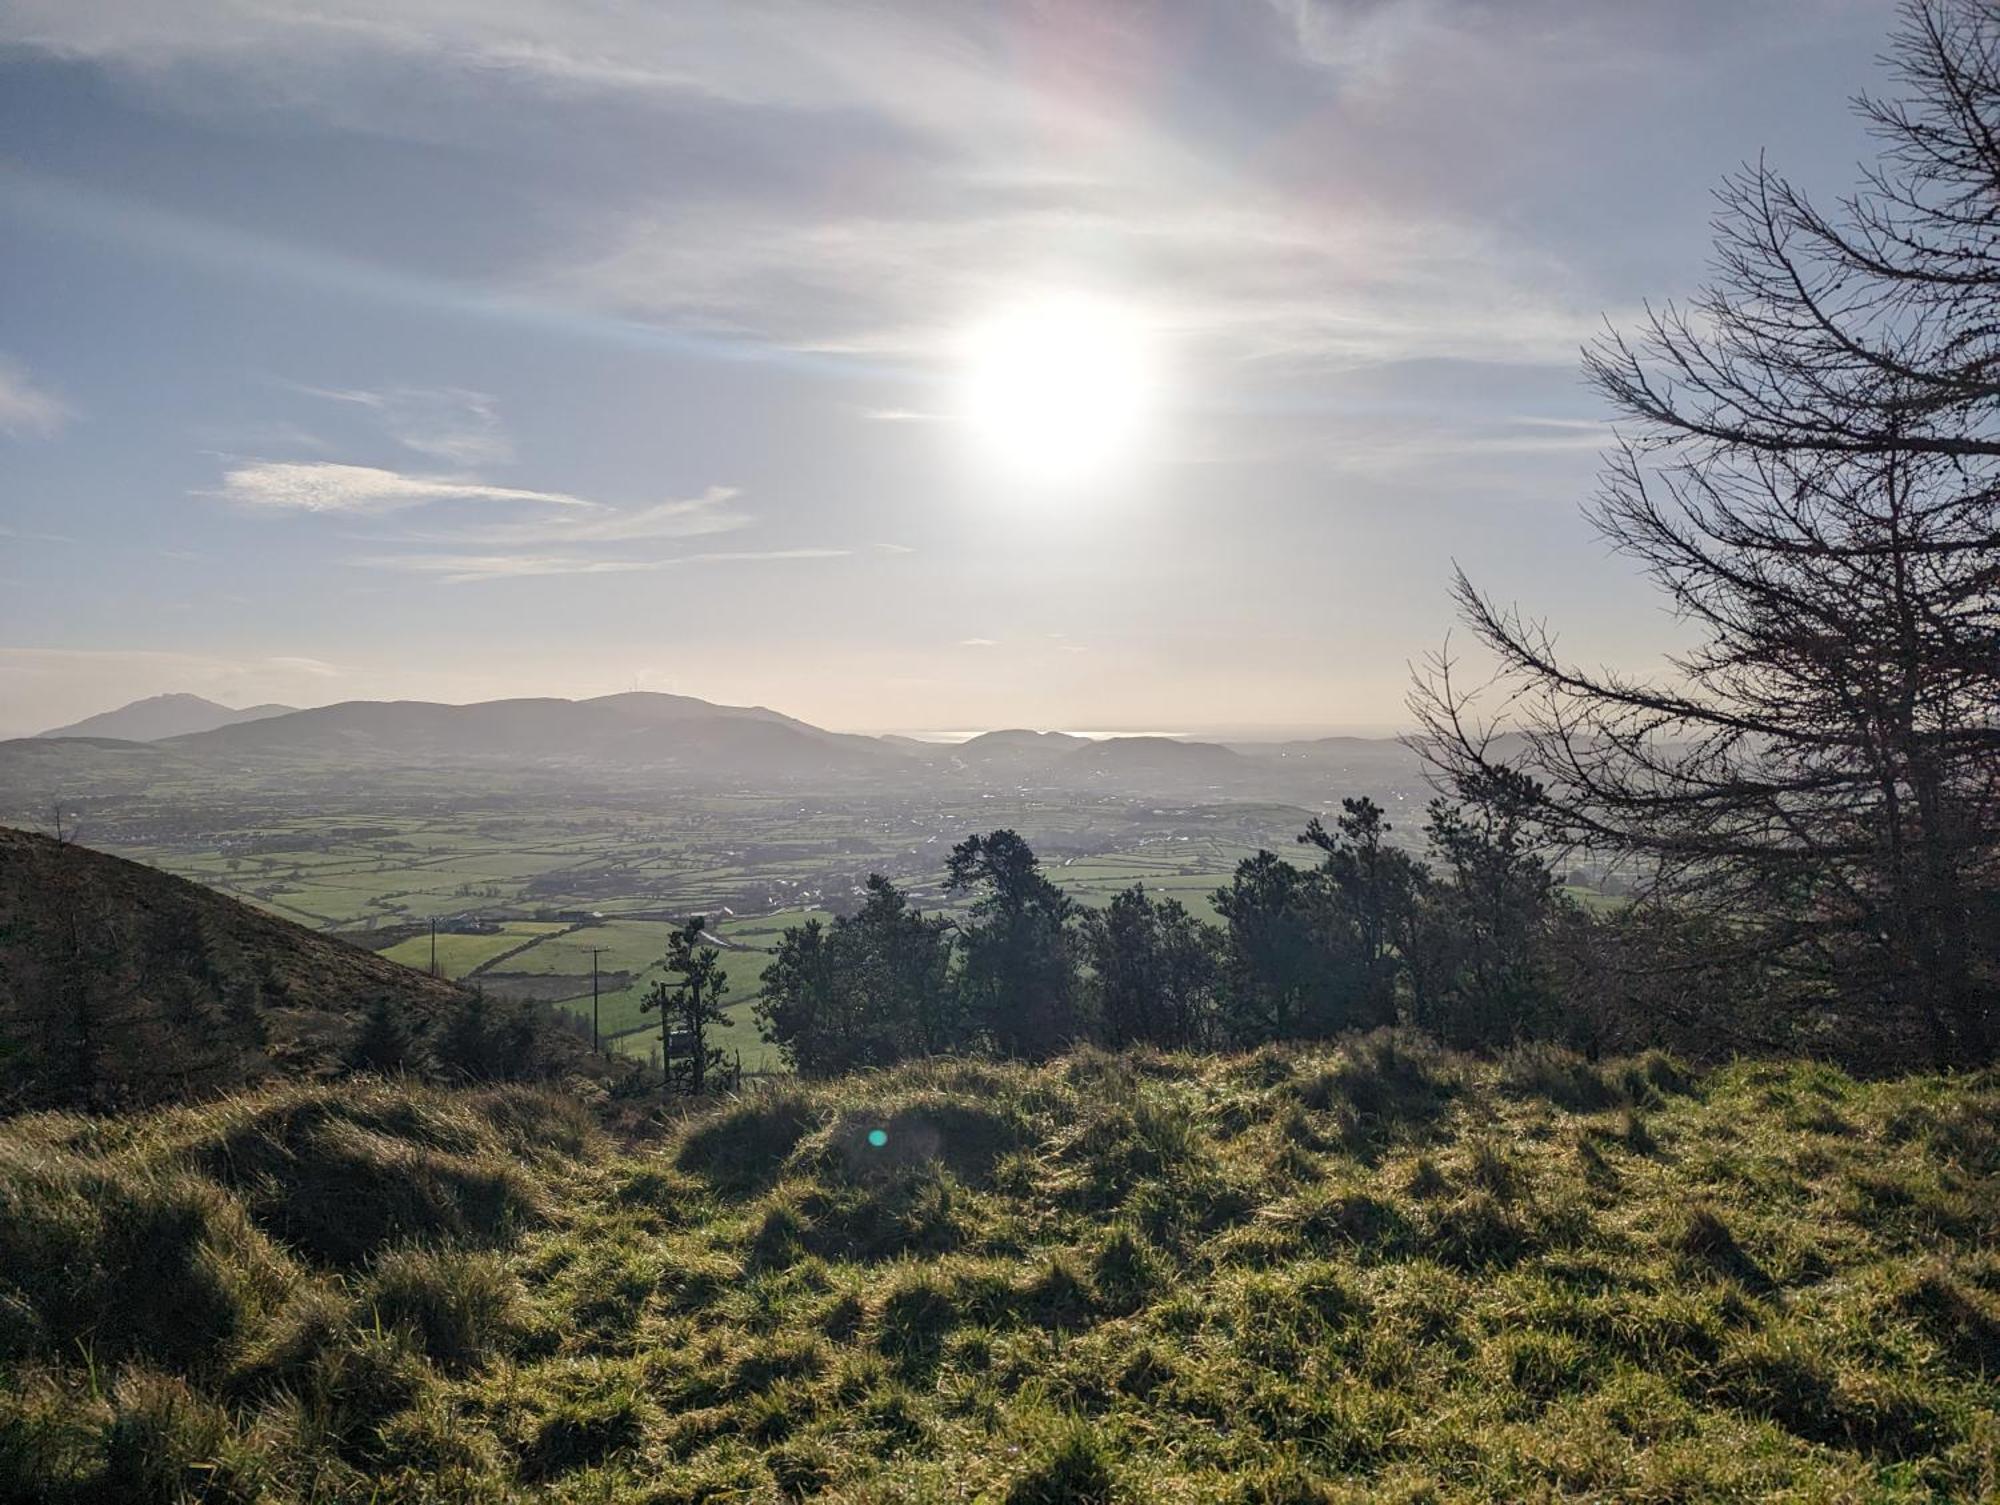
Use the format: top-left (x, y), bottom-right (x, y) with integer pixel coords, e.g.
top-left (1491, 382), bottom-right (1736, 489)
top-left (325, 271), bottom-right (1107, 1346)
top-left (586, 946), bottom-right (608, 1053)
top-left (429, 918), bottom-right (438, 977)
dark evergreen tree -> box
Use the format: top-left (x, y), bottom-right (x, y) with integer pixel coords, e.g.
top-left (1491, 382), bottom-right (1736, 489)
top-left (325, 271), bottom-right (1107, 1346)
top-left (946, 830), bottom-right (1082, 1058)
top-left (1212, 851), bottom-right (1340, 1044)
top-left (1411, 768), bottom-right (1562, 1049)
top-left (345, 995), bottom-right (419, 1074)
top-left (757, 876), bottom-right (957, 1075)
top-left (1299, 796), bottom-right (1424, 1030)
top-left (757, 917), bottom-right (841, 1075)
top-left (1082, 885), bottom-right (1220, 1049)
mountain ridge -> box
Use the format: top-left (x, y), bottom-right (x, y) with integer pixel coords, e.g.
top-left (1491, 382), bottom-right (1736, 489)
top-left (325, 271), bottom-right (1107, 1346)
top-left (13, 692), bottom-right (1435, 800)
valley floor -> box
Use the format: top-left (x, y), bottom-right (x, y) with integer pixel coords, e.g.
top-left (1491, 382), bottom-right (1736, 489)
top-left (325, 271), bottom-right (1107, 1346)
top-left (2, 1037), bottom-right (1995, 1501)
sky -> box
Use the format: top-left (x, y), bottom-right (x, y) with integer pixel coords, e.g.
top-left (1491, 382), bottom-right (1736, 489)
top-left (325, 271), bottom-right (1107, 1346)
top-left (0, 0), bottom-right (1900, 739)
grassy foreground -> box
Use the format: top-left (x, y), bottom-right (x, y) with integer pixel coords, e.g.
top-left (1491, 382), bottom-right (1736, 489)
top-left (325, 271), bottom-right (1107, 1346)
top-left (1, 1037), bottom-right (1996, 1502)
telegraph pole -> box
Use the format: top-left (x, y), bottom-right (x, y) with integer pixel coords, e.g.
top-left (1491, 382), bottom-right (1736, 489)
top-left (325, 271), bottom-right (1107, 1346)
top-left (430, 917), bottom-right (438, 977)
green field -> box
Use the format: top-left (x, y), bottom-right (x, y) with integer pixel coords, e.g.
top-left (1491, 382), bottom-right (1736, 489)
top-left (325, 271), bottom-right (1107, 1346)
top-left (64, 791), bottom-right (1330, 1076)
top-left (376, 921), bottom-right (571, 978)
top-left (83, 792), bottom-right (1322, 941)
top-left (58, 789), bottom-right (1632, 1079)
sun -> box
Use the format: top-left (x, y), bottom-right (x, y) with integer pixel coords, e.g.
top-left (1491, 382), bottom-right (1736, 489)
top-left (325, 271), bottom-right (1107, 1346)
top-left (960, 294), bottom-right (1158, 484)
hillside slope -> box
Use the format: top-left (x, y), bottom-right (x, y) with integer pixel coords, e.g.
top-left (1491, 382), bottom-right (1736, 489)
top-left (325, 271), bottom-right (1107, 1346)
top-left (0, 825), bottom-right (477, 1108)
top-left (1, 1039), bottom-right (1993, 1501)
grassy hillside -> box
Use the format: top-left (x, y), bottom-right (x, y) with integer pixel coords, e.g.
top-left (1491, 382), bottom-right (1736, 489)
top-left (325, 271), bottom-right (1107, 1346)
top-left (1, 1038), bottom-right (1995, 1501)
top-left (0, 826), bottom-right (570, 1109)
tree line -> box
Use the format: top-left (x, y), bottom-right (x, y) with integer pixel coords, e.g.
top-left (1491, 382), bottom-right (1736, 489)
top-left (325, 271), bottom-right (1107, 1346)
top-left (753, 778), bottom-right (1598, 1075)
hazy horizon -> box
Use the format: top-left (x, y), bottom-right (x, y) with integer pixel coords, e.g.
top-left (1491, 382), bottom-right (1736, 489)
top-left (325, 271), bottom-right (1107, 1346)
top-left (2, 2), bottom-right (1894, 738)
top-left (25, 685), bottom-right (1412, 745)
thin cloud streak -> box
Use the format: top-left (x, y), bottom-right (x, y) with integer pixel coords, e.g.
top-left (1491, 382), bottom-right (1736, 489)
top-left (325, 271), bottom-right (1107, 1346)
top-left (213, 460), bottom-right (597, 514)
top-left (358, 545), bottom-right (851, 584)
top-left (285, 383), bottom-right (516, 467)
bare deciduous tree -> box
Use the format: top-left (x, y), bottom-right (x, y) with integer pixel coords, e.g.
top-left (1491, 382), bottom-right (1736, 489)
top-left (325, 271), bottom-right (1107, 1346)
top-left (1416, 0), bottom-right (2000, 1066)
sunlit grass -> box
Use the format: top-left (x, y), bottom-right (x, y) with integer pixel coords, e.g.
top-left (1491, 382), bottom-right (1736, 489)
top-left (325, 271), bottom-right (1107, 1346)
top-left (2, 1043), bottom-right (1994, 1500)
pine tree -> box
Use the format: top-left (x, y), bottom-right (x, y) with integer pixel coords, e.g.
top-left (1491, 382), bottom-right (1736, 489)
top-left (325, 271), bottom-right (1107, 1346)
top-left (645, 917), bottom-right (730, 1095)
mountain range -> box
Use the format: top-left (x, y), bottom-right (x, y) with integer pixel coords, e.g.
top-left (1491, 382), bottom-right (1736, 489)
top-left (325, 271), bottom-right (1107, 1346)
top-left (9, 692), bottom-right (1431, 803)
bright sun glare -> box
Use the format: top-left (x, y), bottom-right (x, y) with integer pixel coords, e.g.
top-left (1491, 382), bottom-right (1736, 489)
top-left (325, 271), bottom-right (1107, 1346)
top-left (961, 294), bottom-right (1158, 484)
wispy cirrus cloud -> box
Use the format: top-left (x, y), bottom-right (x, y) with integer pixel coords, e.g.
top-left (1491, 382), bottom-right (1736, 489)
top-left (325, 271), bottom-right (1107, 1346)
top-left (444, 485), bottom-right (750, 546)
top-left (214, 460), bottom-right (595, 514)
top-left (287, 383), bottom-right (515, 466)
top-left (0, 357), bottom-right (72, 438)
top-left (212, 456), bottom-right (758, 578)
top-left (0, 1), bottom-right (1667, 380)
top-left (359, 545), bottom-right (849, 585)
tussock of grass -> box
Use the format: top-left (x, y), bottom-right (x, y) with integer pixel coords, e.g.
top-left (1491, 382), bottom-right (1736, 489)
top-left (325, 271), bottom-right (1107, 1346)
top-left (361, 1247), bottom-right (529, 1372)
top-left (1, 1046), bottom-right (1996, 1501)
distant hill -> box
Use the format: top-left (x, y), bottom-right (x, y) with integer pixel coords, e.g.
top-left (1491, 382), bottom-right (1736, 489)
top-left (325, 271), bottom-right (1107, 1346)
top-left (0, 735), bottom-right (196, 797)
top-left (166, 692), bottom-right (911, 782)
top-left (0, 825), bottom-right (580, 1110)
top-left (4, 691), bottom-right (1445, 805)
top-left (929, 728), bottom-right (1089, 773)
top-left (38, 693), bottom-right (297, 741)
top-left (1061, 734), bottom-right (1249, 787)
